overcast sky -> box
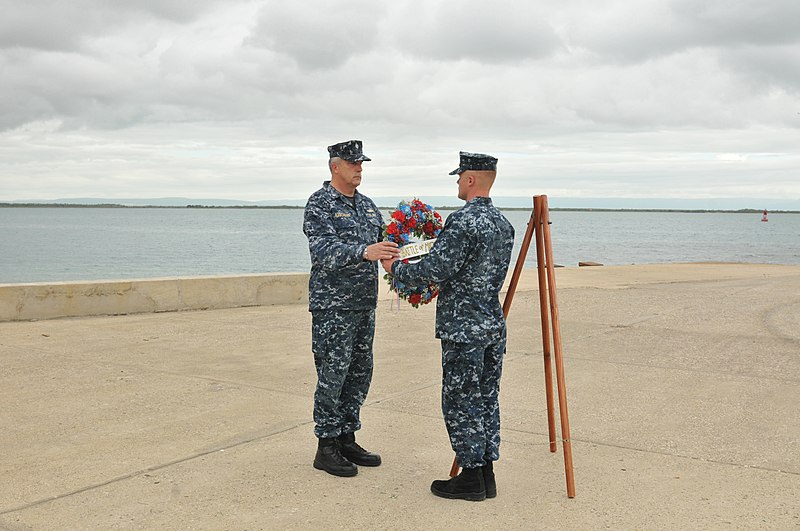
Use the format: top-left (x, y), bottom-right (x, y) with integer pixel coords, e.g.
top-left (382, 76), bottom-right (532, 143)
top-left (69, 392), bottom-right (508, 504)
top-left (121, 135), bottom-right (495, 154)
top-left (1, 0), bottom-right (799, 205)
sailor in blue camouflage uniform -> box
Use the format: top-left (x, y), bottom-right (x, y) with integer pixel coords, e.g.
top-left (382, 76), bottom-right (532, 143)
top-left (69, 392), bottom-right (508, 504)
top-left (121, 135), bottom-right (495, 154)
top-left (304, 140), bottom-right (400, 477)
top-left (381, 152), bottom-right (514, 501)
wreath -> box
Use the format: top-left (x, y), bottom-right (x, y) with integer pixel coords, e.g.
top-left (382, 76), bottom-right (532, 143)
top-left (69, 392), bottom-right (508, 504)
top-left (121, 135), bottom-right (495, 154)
top-left (383, 198), bottom-right (444, 307)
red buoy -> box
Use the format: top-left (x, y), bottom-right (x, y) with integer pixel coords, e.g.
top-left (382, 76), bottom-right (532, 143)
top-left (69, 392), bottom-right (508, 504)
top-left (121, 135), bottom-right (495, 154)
top-left (762, 210), bottom-right (768, 222)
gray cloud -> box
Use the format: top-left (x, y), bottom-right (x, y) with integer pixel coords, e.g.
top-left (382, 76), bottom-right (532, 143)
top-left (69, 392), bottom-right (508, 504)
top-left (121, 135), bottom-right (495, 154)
top-left (388, 0), bottom-right (563, 62)
top-left (0, 0), bottom-right (223, 51)
top-left (719, 44), bottom-right (800, 101)
top-left (566, 0), bottom-right (800, 63)
top-left (246, 0), bottom-right (385, 69)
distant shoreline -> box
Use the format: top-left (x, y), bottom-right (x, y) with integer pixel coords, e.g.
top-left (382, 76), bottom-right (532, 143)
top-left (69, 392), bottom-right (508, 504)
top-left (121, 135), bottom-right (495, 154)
top-left (1, 202), bottom-right (798, 214)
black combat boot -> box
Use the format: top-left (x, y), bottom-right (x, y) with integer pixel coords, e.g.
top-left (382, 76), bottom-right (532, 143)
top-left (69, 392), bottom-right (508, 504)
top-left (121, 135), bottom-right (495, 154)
top-left (482, 461), bottom-right (497, 498)
top-left (313, 437), bottom-right (357, 477)
top-left (430, 466), bottom-right (486, 501)
top-left (337, 432), bottom-right (382, 467)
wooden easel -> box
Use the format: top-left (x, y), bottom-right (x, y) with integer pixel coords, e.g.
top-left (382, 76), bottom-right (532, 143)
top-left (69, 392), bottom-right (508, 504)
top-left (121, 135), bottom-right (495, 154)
top-left (448, 194), bottom-right (576, 498)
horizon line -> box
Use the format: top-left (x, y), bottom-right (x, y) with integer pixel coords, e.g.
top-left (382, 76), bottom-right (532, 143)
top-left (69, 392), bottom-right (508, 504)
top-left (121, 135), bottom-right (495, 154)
top-left (2, 201), bottom-right (797, 214)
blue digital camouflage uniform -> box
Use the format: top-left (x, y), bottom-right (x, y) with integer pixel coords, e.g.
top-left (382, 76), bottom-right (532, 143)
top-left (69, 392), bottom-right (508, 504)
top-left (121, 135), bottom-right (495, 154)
top-left (304, 180), bottom-right (384, 439)
top-left (392, 196), bottom-right (514, 468)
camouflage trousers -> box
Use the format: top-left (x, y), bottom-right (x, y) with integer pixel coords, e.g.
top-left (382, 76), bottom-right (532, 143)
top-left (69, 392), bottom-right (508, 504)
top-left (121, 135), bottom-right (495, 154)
top-left (311, 309), bottom-right (375, 439)
top-left (441, 336), bottom-right (505, 469)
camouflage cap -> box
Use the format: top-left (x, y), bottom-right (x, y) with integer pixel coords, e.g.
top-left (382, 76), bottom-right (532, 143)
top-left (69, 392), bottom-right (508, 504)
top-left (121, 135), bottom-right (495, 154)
top-left (327, 140), bottom-right (371, 162)
top-left (448, 151), bottom-right (498, 175)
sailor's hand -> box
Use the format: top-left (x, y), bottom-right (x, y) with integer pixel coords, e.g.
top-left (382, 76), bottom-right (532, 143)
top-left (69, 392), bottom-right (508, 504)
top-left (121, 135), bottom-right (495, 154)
top-left (380, 257), bottom-right (398, 273)
top-left (365, 241), bottom-right (399, 261)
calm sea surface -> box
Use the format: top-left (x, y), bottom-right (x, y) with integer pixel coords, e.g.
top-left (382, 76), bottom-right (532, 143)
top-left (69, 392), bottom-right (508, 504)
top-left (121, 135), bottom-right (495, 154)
top-left (1, 207), bottom-right (798, 284)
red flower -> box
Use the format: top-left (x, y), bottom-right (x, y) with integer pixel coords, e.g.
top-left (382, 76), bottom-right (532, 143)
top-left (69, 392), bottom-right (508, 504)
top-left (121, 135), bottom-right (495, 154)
top-left (434, 212), bottom-right (442, 221)
top-left (408, 293), bottom-right (422, 305)
top-left (392, 211), bottom-right (406, 223)
top-left (423, 222), bottom-right (433, 235)
top-left (387, 223), bottom-right (399, 234)
top-left (406, 217), bottom-right (417, 229)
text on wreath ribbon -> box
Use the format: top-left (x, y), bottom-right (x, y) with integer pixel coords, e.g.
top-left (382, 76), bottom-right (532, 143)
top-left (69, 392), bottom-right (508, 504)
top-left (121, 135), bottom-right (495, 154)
top-left (399, 239), bottom-right (436, 260)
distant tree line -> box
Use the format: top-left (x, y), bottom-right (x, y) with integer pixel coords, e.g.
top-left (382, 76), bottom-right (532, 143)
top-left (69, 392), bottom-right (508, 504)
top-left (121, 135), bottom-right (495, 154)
top-left (2, 203), bottom-right (798, 214)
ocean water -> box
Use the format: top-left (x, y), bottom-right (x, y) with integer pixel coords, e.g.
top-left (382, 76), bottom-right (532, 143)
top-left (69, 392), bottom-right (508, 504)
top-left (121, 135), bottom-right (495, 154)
top-left (1, 207), bottom-right (798, 284)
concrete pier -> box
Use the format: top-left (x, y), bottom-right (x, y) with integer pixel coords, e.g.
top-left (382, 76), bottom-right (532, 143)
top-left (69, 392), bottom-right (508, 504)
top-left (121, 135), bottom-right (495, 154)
top-left (1, 263), bottom-right (799, 529)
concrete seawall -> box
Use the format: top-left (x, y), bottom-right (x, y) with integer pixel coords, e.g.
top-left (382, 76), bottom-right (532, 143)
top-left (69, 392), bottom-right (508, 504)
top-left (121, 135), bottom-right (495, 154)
top-left (0, 273), bottom-right (309, 322)
top-left (5, 262), bottom-right (800, 322)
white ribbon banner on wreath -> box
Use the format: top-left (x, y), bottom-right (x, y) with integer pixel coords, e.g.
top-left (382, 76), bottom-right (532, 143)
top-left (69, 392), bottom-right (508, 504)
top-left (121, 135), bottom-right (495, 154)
top-left (399, 238), bottom-right (436, 261)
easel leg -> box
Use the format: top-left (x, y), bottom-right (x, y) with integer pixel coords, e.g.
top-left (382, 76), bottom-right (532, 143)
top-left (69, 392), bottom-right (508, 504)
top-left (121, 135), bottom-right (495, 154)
top-left (534, 196), bottom-right (558, 453)
top-left (448, 457), bottom-right (459, 478)
top-left (538, 195), bottom-right (576, 498)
